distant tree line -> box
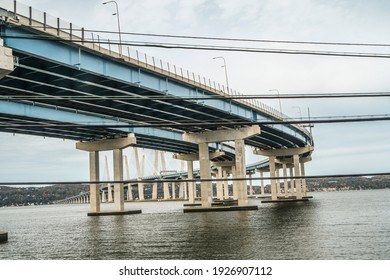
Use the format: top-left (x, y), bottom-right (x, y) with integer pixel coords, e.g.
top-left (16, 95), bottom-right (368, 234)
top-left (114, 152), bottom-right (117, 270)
top-left (1, 176), bottom-right (389, 207)
top-left (0, 184), bottom-right (89, 207)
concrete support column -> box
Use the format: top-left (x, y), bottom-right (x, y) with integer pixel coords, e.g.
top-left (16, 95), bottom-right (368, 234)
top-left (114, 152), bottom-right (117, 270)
top-left (152, 182), bottom-right (158, 200)
top-left (216, 166), bottom-right (224, 200)
top-left (113, 149), bottom-right (124, 211)
top-left (179, 181), bottom-right (184, 199)
top-left (235, 139), bottom-right (248, 206)
top-left (248, 173), bottom-right (253, 196)
top-left (199, 142), bottom-right (212, 208)
top-left (293, 154), bottom-right (302, 199)
top-left (187, 160), bottom-right (195, 204)
top-left (170, 183), bottom-right (175, 199)
top-left (300, 161), bottom-right (307, 197)
top-left (289, 167), bottom-right (295, 196)
top-left (232, 165), bottom-right (238, 200)
top-left (126, 185), bottom-right (132, 201)
top-left (124, 156), bottom-right (133, 201)
top-left (260, 170), bottom-right (265, 196)
top-left (223, 169), bottom-right (229, 199)
top-left (89, 151), bottom-right (100, 213)
top-left (283, 163), bottom-right (289, 198)
top-left (276, 168), bottom-right (281, 195)
top-left (269, 156), bottom-right (277, 201)
top-left (163, 182), bottom-right (170, 199)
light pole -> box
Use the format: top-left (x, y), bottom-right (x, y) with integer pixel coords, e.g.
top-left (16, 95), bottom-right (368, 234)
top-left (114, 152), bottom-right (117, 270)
top-left (269, 89), bottom-right (283, 117)
top-left (103, 1), bottom-right (122, 56)
top-left (213, 56), bottom-right (229, 94)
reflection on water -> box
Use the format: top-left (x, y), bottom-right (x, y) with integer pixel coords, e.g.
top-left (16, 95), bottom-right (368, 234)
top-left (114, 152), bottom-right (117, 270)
top-left (1, 190), bottom-right (389, 259)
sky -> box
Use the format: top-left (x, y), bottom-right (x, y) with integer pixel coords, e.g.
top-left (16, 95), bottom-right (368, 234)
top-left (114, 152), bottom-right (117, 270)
top-left (1, 0), bottom-right (390, 183)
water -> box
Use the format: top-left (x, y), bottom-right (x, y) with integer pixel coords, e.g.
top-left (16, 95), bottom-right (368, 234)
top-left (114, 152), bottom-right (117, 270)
top-left (0, 189), bottom-right (389, 260)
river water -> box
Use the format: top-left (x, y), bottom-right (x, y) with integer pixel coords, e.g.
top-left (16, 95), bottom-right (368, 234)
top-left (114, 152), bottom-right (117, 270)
top-left (0, 189), bottom-right (389, 260)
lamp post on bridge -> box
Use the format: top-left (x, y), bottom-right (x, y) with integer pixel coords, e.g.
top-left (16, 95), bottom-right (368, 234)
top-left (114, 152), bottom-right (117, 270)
top-left (213, 56), bottom-right (230, 94)
top-left (102, 0), bottom-right (123, 56)
top-left (269, 89), bottom-right (283, 119)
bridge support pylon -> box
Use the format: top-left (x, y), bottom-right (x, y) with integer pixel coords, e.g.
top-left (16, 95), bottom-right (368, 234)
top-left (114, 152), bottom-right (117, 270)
top-left (76, 134), bottom-right (141, 216)
top-left (254, 146), bottom-right (314, 202)
top-left (183, 125), bottom-right (260, 208)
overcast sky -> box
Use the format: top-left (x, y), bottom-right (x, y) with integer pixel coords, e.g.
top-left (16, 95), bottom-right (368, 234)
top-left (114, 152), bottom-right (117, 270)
top-left (1, 0), bottom-right (390, 183)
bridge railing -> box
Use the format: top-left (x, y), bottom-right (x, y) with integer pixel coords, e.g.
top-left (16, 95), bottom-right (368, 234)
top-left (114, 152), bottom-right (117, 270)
top-left (0, 0), bottom-right (311, 140)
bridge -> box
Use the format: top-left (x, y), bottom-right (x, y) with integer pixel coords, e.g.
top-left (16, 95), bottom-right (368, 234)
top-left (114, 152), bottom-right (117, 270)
top-left (0, 1), bottom-right (314, 215)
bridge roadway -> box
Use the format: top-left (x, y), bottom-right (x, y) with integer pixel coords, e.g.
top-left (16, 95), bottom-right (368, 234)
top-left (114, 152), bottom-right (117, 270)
top-left (0, 1), bottom-right (314, 214)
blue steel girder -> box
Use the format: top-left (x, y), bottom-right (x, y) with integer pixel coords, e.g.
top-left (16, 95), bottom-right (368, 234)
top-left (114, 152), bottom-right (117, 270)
top-left (0, 100), bottom-right (235, 159)
top-left (0, 24), bottom-right (312, 151)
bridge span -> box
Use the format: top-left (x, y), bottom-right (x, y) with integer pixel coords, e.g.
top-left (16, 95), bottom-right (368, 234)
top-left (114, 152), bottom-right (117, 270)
top-left (0, 1), bottom-right (314, 215)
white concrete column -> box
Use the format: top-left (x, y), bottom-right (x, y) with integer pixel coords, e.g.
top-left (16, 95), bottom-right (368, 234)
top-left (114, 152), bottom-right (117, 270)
top-left (172, 183), bottom-right (176, 199)
top-left (260, 170), bottom-right (265, 195)
top-left (276, 167), bottom-right (281, 195)
top-left (232, 165), bottom-right (238, 200)
top-left (248, 173), bottom-right (253, 196)
top-left (187, 160), bottom-right (195, 204)
top-left (163, 182), bottom-right (170, 199)
top-left (179, 181), bottom-right (184, 199)
top-left (89, 151), bottom-right (100, 213)
top-left (152, 182), bottom-right (158, 200)
top-left (199, 142), bottom-right (212, 208)
top-left (293, 154), bottom-right (302, 199)
top-left (126, 185), bottom-right (132, 201)
top-left (101, 190), bottom-right (106, 203)
top-left (235, 139), bottom-right (248, 206)
top-left (105, 156), bottom-right (113, 203)
top-left (113, 149), bottom-right (124, 211)
top-left (300, 161), bottom-right (307, 197)
top-left (289, 167), bottom-right (295, 196)
top-left (269, 156), bottom-right (277, 201)
top-left (283, 163), bottom-right (289, 198)
top-left (216, 166), bottom-right (224, 200)
top-left (124, 155), bottom-right (133, 201)
top-left (134, 148), bottom-right (144, 201)
top-left (223, 169), bottom-right (229, 199)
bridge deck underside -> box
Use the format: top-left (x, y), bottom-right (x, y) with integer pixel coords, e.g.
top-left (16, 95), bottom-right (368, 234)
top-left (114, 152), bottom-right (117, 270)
top-left (0, 50), bottom-right (310, 151)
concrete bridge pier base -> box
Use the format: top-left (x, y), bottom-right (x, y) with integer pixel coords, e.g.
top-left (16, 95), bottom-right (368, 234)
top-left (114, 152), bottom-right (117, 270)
top-left (183, 125), bottom-right (260, 211)
top-left (255, 146), bottom-right (313, 203)
top-left (76, 134), bottom-right (141, 216)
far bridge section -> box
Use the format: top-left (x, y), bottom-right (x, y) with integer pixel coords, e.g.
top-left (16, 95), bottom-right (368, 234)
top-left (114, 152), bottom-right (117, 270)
top-left (0, 1), bottom-right (314, 215)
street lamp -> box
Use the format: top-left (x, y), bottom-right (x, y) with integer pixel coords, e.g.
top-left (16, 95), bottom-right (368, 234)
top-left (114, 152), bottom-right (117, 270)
top-left (213, 56), bottom-right (229, 94)
top-left (103, 1), bottom-right (122, 56)
top-left (269, 89), bottom-right (283, 117)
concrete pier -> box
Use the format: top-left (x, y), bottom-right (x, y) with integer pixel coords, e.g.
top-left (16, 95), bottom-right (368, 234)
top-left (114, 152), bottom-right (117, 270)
top-left (0, 231), bottom-right (8, 243)
top-left (76, 134), bottom-right (142, 216)
top-left (184, 205), bottom-right (258, 213)
top-left (87, 210), bottom-right (142, 216)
